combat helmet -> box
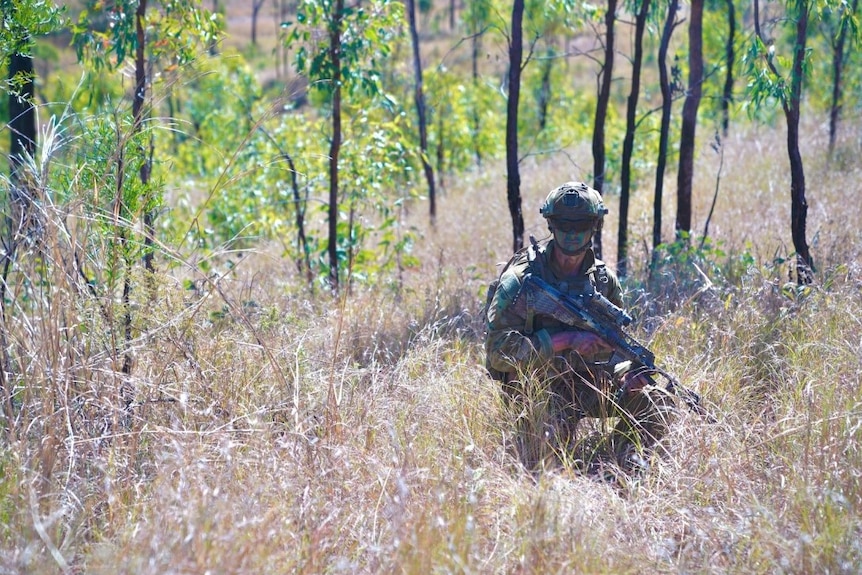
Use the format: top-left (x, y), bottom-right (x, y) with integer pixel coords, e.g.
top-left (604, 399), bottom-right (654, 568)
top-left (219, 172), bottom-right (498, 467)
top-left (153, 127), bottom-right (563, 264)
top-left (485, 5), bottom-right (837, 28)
top-left (540, 181), bottom-right (607, 226)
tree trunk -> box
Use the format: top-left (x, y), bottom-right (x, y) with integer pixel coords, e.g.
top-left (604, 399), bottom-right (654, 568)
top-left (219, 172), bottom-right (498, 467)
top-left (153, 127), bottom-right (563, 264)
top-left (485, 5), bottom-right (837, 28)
top-left (471, 32), bottom-right (483, 166)
top-left (675, 0), bottom-right (703, 237)
top-left (134, 0), bottom-right (156, 277)
top-left (785, 3), bottom-right (813, 282)
top-left (506, 0), bottom-right (525, 253)
top-left (828, 0), bottom-right (857, 157)
top-left (285, 151), bottom-right (312, 287)
top-left (5, 47), bottom-right (37, 436)
top-left (537, 42), bottom-right (554, 131)
top-left (209, 0), bottom-right (220, 55)
top-left (653, 0), bottom-right (678, 250)
top-left (436, 107), bottom-right (445, 191)
top-left (450, 0), bottom-right (456, 31)
top-left (8, 53), bottom-right (36, 183)
top-left (721, 0), bottom-right (735, 137)
top-left (407, 0), bottom-right (436, 224)
top-left (591, 0), bottom-right (617, 260)
top-left (252, 0), bottom-right (266, 46)
top-left (617, 0), bottom-right (650, 278)
top-left (272, 0), bottom-right (282, 78)
top-left (328, 0), bottom-right (344, 291)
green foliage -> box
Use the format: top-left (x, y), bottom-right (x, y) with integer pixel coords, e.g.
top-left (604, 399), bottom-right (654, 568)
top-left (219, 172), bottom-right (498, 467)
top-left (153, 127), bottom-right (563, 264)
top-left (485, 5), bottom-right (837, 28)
top-left (51, 112), bottom-right (158, 280)
top-left (0, 0), bottom-right (64, 132)
top-left (464, 0), bottom-right (493, 34)
top-left (71, 0), bottom-right (222, 71)
top-left (804, 0), bottom-right (862, 114)
top-left (643, 232), bottom-right (757, 307)
top-left (698, 1), bottom-right (739, 126)
top-left (274, 0), bottom-right (427, 286)
top-left (41, 67), bottom-right (126, 115)
top-left (287, 0), bottom-right (404, 100)
top-left (740, 0), bottom-right (856, 117)
top-left (0, 0), bottom-right (65, 59)
top-left (424, 68), bottom-right (505, 173)
top-left (743, 35), bottom-right (797, 110)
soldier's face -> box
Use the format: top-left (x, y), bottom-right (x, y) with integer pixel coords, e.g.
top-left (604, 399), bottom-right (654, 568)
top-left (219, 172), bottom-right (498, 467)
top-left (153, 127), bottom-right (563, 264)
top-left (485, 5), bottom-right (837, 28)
top-left (552, 220), bottom-right (594, 255)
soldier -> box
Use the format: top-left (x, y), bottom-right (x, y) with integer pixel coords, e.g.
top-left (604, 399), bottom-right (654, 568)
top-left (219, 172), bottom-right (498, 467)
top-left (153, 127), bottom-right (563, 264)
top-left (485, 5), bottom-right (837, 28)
top-left (484, 181), bottom-right (675, 474)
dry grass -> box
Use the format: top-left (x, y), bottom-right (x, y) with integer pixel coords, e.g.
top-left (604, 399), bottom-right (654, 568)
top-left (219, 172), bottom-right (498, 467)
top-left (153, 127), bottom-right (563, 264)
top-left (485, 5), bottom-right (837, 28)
top-left (4, 7), bottom-right (862, 570)
top-left (2, 111), bottom-right (861, 573)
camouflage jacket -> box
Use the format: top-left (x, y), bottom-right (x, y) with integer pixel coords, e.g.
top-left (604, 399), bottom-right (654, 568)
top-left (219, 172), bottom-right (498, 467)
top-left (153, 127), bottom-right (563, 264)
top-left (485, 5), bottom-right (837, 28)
top-left (484, 238), bottom-right (623, 377)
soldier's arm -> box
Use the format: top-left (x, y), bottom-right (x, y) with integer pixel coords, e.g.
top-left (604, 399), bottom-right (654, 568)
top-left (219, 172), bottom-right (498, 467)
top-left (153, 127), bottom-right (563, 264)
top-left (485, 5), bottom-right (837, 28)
top-left (484, 269), bottom-right (555, 373)
top-left (605, 269), bottom-right (624, 309)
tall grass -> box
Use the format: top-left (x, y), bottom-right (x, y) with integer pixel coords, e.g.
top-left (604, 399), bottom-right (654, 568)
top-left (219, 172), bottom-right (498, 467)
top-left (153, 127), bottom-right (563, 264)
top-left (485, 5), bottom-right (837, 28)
top-left (1, 110), bottom-right (861, 574)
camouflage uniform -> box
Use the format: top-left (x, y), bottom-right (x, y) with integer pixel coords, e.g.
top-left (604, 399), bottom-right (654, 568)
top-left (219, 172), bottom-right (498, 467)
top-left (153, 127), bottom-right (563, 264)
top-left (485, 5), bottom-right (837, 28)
top-left (485, 182), bottom-right (675, 471)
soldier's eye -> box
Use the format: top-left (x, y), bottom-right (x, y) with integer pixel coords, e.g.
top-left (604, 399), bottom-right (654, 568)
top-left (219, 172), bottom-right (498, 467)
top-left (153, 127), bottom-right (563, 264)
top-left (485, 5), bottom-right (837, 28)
top-left (555, 220), bottom-right (594, 233)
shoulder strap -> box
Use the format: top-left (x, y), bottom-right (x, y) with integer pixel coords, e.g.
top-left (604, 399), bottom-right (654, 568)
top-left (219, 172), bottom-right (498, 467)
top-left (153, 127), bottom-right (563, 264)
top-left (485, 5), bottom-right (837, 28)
top-left (591, 260), bottom-right (610, 297)
top-left (523, 237), bottom-right (547, 335)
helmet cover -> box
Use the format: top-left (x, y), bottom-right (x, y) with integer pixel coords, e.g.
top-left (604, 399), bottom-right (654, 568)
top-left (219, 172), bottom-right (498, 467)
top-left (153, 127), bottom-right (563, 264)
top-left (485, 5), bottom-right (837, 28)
top-left (540, 181), bottom-right (607, 222)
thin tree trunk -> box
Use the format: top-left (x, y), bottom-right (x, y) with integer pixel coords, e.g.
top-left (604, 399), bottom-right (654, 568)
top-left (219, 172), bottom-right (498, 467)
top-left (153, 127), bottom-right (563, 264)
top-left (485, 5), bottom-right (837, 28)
top-left (209, 0), bottom-right (220, 55)
top-left (4, 43), bottom-right (37, 439)
top-left (472, 32), bottom-right (483, 166)
top-left (279, 146), bottom-right (311, 286)
top-left (675, 0), bottom-right (703, 237)
top-left (436, 107), bottom-right (445, 191)
top-left (450, 0), bottom-right (456, 31)
top-left (828, 0), bottom-right (857, 156)
top-left (506, 0), bottom-right (525, 253)
top-left (282, 0), bottom-right (290, 79)
top-left (8, 54), bottom-right (36, 182)
top-left (617, 0), bottom-right (650, 278)
top-left (786, 3), bottom-right (813, 281)
top-left (752, 0), bottom-right (813, 282)
top-left (720, 0), bottom-right (735, 137)
top-left (653, 0), bottom-right (678, 250)
top-left (252, 10), bottom-right (258, 46)
top-left (592, 0), bottom-right (617, 260)
top-left (273, 0), bottom-right (282, 78)
top-left (252, 0), bottom-right (266, 46)
top-left (407, 0), bottom-right (436, 224)
top-left (328, 0), bottom-right (344, 291)
top-left (537, 43), bottom-right (553, 131)
top-left (134, 0), bottom-right (155, 277)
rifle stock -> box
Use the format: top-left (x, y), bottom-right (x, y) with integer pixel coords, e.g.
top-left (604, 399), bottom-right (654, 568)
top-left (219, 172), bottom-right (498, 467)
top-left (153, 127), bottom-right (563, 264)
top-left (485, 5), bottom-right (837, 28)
top-left (513, 274), bottom-right (712, 420)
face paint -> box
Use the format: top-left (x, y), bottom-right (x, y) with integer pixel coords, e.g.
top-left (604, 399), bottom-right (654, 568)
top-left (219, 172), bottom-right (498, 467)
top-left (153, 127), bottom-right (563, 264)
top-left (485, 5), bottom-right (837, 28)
top-left (553, 227), bottom-right (593, 255)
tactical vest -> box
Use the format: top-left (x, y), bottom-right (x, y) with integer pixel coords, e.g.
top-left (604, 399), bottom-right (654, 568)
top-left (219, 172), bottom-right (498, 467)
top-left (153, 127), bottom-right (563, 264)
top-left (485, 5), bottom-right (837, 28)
top-left (483, 240), bottom-right (610, 381)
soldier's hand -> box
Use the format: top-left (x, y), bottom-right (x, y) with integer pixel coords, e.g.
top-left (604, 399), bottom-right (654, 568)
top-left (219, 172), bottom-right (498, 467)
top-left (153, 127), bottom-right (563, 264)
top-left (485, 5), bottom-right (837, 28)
top-left (551, 331), bottom-right (613, 355)
top-left (620, 371), bottom-right (651, 393)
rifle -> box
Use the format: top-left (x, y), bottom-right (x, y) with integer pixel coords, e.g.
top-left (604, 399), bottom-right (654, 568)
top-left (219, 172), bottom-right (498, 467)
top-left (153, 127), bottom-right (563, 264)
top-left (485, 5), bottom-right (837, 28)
top-left (512, 273), bottom-right (713, 420)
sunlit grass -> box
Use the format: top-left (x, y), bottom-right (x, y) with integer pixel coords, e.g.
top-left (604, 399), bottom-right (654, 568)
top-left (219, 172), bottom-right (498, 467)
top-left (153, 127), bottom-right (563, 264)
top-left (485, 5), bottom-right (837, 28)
top-left (2, 85), bottom-right (862, 575)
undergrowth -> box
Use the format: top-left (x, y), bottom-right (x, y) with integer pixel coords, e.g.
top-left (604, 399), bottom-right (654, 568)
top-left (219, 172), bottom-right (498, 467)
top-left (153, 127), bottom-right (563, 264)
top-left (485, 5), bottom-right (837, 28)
top-left (1, 118), bottom-right (861, 573)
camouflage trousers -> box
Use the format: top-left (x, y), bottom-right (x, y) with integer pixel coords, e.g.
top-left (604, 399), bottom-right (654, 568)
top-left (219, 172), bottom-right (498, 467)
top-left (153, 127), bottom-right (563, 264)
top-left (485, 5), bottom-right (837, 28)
top-left (503, 363), bottom-right (677, 473)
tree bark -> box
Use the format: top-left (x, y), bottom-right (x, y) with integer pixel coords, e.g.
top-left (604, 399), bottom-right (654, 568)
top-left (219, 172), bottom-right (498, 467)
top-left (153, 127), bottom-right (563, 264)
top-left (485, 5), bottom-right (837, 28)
top-left (5, 45), bottom-right (37, 437)
top-left (450, 0), bottom-right (456, 31)
top-left (506, 0), bottom-right (525, 253)
top-left (721, 0), bottom-right (735, 137)
top-left (785, 2), bottom-right (813, 281)
top-left (675, 0), bottom-right (703, 237)
top-left (591, 0), bottom-right (617, 260)
top-left (537, 42), bottom-right (554, 131)
top-left (828, 0), bottom-right (857, 157)
top-left (617, 0), bottom-right (650, 278)
top-left (252, 0), bottom-right (266, 46)
top-left (328, 0), bottom-right (344, 291)
top-left (471, 31), bottom-right (483, 166)
top-left (653, 0), bottom-right (678, 250)
top-left (8, 53), bottom-right (36, 182)
top-left (406, 0), bottom-right (436, 223)
top-left (134, 0), bottom-right (156, 277)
